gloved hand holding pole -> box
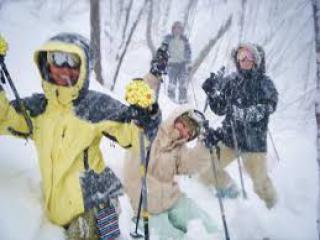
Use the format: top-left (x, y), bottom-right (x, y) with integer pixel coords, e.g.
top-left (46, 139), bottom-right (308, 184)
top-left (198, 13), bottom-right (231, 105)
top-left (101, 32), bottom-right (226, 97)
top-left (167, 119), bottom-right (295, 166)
top-left (0, 34), bottom-right (33, 138)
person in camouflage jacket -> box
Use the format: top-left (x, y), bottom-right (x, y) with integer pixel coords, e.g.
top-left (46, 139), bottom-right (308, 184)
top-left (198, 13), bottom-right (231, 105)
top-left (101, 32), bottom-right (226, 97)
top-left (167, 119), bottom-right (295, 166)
top-left (201, 43), bottom-right (278, 209)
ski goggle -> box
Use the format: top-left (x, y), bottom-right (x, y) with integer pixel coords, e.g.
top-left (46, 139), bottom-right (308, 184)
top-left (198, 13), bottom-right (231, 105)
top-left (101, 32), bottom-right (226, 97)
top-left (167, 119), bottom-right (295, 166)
top-left (236, 48), bottom-right (255, 63)
top-left (47, 51), bottom-right (81, 68)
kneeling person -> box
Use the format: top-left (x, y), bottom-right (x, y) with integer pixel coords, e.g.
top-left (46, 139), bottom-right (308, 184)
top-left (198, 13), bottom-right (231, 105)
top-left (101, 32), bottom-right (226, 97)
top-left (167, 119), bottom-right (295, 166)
top-left (124, 108), bottom-right (217, 240)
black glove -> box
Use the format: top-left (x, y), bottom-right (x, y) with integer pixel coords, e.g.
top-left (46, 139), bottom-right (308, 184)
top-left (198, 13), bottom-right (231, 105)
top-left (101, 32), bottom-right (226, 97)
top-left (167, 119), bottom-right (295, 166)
top-left (202, 127), bottom-right (223, 148)
top-left (202, 67), bottom-right (226, 97)
top-left (150, 43), bottom-right (169, 77)
top-left (128, 103), bottom-right (161, 140)
top-left (129, 105), bottom-right (152, 126)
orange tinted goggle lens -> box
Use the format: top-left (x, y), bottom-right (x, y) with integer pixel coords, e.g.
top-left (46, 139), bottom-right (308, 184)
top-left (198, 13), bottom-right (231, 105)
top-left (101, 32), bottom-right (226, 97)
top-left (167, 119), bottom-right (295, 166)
top-left (237, 48), bottom-right (255, 62)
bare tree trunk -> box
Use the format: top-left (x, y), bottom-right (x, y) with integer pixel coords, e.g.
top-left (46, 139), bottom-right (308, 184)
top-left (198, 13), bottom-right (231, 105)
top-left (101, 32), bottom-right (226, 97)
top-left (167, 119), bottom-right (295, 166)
top-left (116, 0), bottom-right (125, 27)
top-left (90, 0), bottom-right (104, 84)
top-left (116, 0), bottom-right (134, 59)
top-left (0, 0), bottom-right (8, 11)
top-left (146, 0), bottom-right (156, 57)
top-left (312, 0), bottom-right (320, 238)
top-left (183, 0), bottom-right (198, 37)
top-left (191, 15), bottom-right (232, 77)
top-left (305, 45), bottom-right (313, 91)
top-left (239, 0), bottom-right (247, 43)
top-left (110, 0), bottom-right (147, 91)
top-left (103, 0), bottom-right (113, 50)
top-left (161, 0), bottom-right (172, 37)
top-left (183, 0), bottom-right (194, 30)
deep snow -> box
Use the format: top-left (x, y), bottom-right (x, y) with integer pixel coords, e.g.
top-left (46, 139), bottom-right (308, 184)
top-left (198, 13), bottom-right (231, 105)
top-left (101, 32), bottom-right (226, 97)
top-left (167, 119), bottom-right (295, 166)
top-left (0, 0), bottom-right (317, 239)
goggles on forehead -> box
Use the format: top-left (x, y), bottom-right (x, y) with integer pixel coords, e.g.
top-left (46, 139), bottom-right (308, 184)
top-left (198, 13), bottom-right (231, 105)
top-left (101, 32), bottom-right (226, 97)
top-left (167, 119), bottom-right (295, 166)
top-left (236, 48), bottom-right (255, 62)
top-left (185, 110), bottom-right (206, 124)
top-left (47, 51), bottom-right (81, 68)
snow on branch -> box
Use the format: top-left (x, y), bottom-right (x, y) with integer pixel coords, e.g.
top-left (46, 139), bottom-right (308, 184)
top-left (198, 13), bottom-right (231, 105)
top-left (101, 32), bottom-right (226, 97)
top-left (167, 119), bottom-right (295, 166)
top-left (190, 15), bottom-right (232, 77)
top-left (110, 0), bottom-right (148, 91)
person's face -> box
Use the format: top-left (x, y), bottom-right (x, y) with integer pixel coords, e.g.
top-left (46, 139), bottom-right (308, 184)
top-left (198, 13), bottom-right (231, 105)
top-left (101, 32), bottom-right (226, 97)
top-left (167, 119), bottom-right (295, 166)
top-left (47, 51), bottom-right (80, 86)
top-left (173, 25), bottom-right (183, 36)
top-left (236, 48), bottom-right (255, 70)
top-left (49, 64), bottom-right (80, 87)
top-left (174, 119), bottom-right (193, 140)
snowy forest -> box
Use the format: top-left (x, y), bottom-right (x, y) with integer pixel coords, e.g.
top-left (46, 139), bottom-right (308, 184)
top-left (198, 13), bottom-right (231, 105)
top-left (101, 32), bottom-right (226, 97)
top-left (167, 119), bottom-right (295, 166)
top-left (0, 0), bottom-right (319, 239)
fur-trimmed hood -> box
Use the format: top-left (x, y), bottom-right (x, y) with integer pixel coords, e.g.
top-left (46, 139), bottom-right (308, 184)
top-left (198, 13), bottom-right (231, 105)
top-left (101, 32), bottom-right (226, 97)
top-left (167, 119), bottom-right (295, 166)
top-left (231, 43), bottom-right (266, 74)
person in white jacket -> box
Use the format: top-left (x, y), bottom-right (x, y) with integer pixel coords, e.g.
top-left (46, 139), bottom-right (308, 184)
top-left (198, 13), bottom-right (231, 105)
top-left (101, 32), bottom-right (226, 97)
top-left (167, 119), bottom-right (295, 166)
top-left (123, 107), bottom-right (217, 240)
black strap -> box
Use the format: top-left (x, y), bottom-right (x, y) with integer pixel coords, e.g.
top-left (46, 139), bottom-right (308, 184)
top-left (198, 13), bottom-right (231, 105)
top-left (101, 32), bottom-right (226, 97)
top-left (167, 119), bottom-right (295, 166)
top-left (216, 145), bottom-right (221, 161)
top-left (83, 148), bottom-right (89, 170)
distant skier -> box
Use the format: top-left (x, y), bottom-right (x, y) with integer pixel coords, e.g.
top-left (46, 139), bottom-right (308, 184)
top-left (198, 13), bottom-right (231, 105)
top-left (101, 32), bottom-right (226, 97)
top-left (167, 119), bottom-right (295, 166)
top-left (0, 33), bottom-right (163, 239)
top-left (163, 21), bottom-right (192, 104)
top-left (201, 43), bottom-right (278, 209)
top-left (124, 108), bottom-right (217, 239)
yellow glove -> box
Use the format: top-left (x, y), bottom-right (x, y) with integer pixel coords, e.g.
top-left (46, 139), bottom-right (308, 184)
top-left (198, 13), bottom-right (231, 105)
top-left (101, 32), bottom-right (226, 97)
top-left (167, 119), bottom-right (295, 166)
top-left (0, 35), bottom-right (8, 56)
top-left (125, 79), bottom-right (155, 109)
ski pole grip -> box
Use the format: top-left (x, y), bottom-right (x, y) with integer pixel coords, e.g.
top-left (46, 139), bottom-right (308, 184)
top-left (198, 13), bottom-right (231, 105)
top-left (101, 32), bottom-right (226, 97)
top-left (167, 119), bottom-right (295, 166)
top-left (0, 35), bottom-right (8, 56)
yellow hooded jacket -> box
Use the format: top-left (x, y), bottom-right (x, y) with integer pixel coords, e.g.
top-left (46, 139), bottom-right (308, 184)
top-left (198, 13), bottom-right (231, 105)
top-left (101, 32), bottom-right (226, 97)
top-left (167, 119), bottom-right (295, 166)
top-left (0, 33), bottom-right (144, 226)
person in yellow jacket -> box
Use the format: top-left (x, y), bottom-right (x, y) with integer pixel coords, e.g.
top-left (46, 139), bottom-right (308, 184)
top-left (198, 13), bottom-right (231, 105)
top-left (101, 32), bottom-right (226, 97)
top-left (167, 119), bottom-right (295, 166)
top-left (0, 33), bottom-right (161, 239)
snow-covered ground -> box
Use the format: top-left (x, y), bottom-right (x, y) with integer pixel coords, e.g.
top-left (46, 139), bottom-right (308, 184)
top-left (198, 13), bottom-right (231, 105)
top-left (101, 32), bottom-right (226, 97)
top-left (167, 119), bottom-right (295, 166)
top-left (0, 0), bottom-right (317, 239)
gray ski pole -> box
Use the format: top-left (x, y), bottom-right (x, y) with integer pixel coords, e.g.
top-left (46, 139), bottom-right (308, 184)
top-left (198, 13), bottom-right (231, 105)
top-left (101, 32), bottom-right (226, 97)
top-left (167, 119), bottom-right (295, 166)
top-left (130, 44), bottom-right (168, 239)
top-left (202, 67), bottom-right (246, 199)
top-left (228, 102), bottom-right (247, 199)
top-left (140, 133), bottom-right (150, 240)
top-left (209, 147), bottom-right (231, 240)
top-left (202, 120), bottom-right (230, 240)
top-left (204, 100), bottom-right (247, 199)
top-left (268, 129), bottom-right (281, 162)
top-left (130, 132), bottom-right (151, 240)
top-left (230, 118), bottom-right (247, 199)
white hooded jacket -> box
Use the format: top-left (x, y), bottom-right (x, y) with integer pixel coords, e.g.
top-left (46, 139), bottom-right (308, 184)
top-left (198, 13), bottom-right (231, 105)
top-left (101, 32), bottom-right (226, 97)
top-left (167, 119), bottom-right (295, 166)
top-left (123, 107), bottom-right (212, 214)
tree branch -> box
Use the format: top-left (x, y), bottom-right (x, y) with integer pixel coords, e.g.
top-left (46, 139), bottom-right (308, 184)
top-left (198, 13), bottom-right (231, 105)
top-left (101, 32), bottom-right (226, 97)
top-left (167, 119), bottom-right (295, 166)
top-left (190, 15), bottom-right (232, 77)
top-left (90, 0), bottom-right (104, 84)
top-left (110, 0), bottom-right (148, 91)
top-left (183, 0), bottom-right (195, 30)
top-left (146, 0), bottom-right (156, 57)
top-left (117, 0), bottom-right (134, 59)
